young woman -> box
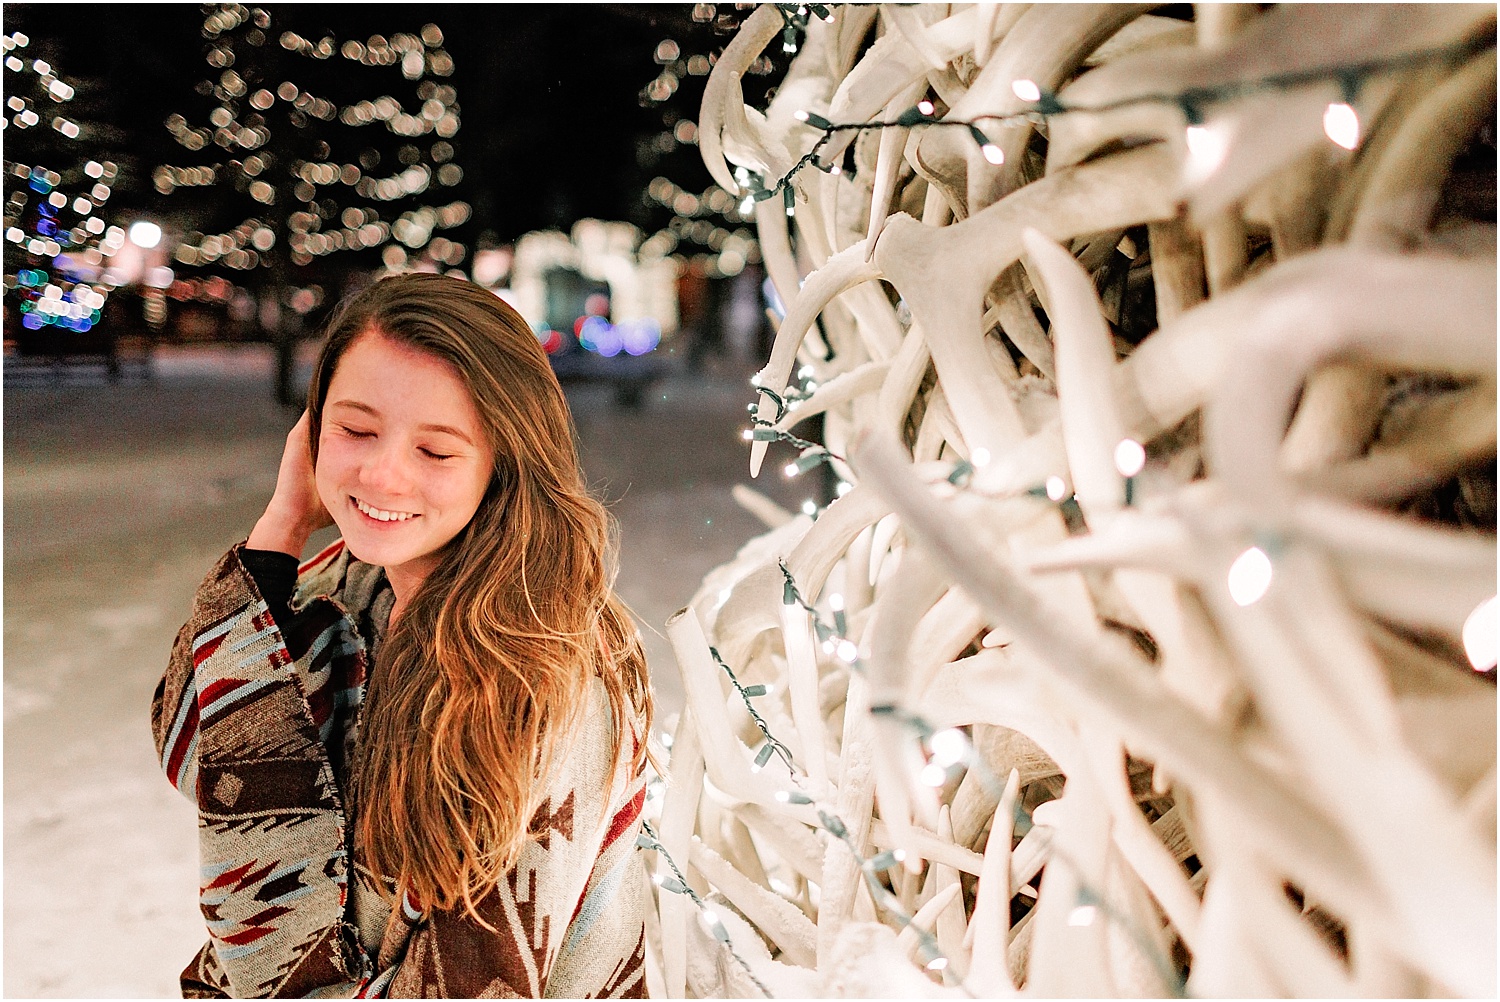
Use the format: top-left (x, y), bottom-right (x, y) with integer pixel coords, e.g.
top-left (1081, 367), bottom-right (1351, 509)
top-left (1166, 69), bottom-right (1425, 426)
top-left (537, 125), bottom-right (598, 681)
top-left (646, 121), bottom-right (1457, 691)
top-left (152, 274), bottom-right (654, 998)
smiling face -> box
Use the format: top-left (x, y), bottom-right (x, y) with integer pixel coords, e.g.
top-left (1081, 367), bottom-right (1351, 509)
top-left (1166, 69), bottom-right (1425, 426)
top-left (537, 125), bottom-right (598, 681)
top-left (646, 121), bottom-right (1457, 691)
top-left (314, 329), bottom-right (493, 597)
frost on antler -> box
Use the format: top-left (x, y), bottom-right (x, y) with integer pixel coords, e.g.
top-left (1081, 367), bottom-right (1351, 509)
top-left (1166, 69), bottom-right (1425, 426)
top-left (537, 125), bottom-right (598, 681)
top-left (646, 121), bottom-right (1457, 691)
top-left (639, 5), bottom-right (1497, 998)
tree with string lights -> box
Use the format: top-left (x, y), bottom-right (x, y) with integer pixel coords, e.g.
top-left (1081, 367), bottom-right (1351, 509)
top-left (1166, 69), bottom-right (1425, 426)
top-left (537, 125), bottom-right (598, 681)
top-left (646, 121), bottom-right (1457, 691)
top-left (629, 3), bottom-right (798, 371)
top-left (157, 3), bottom-right (471, 403)
top-left (2, 29), bottom-right (125, 359)
top-left (634, 4), bottom-right (781, 273)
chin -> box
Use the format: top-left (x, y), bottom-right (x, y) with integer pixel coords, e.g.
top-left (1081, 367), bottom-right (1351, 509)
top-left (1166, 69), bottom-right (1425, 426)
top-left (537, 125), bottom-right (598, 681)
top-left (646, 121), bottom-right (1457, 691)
top-left (333, 515), bottom-right (404, 568)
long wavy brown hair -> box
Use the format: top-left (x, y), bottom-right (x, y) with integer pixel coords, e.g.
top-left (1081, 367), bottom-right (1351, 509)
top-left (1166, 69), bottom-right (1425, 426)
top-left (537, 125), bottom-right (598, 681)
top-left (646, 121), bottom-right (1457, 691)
top-left (306, 273), bottom-right (652, 921)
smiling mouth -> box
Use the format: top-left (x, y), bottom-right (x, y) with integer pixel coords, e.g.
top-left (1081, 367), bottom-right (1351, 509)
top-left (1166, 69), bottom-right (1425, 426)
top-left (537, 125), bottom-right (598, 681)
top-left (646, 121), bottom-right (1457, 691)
top-left (353, 496), bottom-right (418, 522)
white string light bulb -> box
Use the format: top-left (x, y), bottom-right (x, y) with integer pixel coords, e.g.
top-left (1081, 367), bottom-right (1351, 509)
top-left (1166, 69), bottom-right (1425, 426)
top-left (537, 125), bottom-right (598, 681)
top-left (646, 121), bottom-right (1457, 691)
top-left (1068, 903), bottom-right (1098, 927)
top-left (916, 99), bottom-right (935, 116)
top-left (929, 727), bottom-right (967, 767)
top-left (1011, 78), bottom-right (1041, 102)
top-left (1114, 438), bottom-right (1147, 477)
top-left (971, 447), bottom-right (991, 467)
top-left (1323, 101), bottom-right (1360, 149)
top-left (1463, 595), bottom-right (1497, 671)
top-left (1228, 546), bottom-right (1273, 607)
top-left (981, 142), bottom-right (1005, 165)
top-left (919, 763), bottom-right (948, 787)
top-left (1185, 124), bottom-right (1229, 179)
top-left (1045, 476), bottom-right (1068, 502)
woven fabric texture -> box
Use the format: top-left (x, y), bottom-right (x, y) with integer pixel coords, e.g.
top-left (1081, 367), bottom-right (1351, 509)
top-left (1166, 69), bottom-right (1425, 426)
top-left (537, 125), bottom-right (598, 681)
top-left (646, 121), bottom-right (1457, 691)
top-left (152, 542), bottom-right (649, 998)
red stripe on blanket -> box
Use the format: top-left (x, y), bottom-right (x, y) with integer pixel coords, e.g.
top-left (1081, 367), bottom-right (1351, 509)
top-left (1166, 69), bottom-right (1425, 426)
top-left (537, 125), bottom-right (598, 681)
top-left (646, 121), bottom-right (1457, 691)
top-left (198, 676), bottom-right (252, 708)
top-left (204, 860), bottom-right (258, 891)
top-left (193, 632), bottom-right (229, 668)
top-left (299, 538), bottom-right (346, 575)
top-left (239, 904), bottom-right (293, 928)
top-left (220, 924), bottom-right (278, 947)
top-left (204, 858), bottom-right (278, 892)
top-left (600, 787), bottom-right (645, 855)
top-left (165, 698), bottom-right (199, 790)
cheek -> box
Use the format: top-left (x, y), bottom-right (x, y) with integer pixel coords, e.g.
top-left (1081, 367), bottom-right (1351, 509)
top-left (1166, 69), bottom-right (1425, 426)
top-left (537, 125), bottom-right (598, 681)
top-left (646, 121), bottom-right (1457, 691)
top-left (446, 465), bottom-right (492, 522)
top-left (312, 442), bottom-right (348, 506)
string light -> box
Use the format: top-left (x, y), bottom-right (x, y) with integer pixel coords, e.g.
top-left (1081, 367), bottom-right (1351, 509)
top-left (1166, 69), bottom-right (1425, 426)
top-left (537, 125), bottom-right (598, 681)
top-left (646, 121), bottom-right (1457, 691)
top-left (751, 387), bottom-right (846, 476)
top-left (695, 531), bottom-right (1211, 997)
top-left (1068, 903), bottom-right (1099, 927)
top-left (1113, 439), bottom-right (1146, 478)
top-left (1322, 101), bottom-right (1360, 150)
top-left (1227, 546), bottom-right (1274, 607)
top-left (746, 36), bottom-right (1490, 202)
top-left (637, 820), bottom-right (773, 998)
top-left (1463, 596), bottom-right (1497, 672)
top-left (1183, 123), bottom-right (1229, 178)
top-left (3, 36), bottom-right (117, 333)
top-left (162, 10), bottom-right (463, 280)
top-left (709, 645), bottom-right (797, 773)
top-left (1045, 476), bottom-right (1068, 502)
top-left (761, 565), bottom-right (1192, 992)
top-left (928, 728), bottom-right (967, 767)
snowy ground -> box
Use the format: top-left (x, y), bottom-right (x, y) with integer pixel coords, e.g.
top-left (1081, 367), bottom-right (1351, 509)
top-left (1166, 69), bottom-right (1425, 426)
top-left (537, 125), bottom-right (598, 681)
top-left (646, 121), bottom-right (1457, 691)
top-left (4, 343), bottom-right (804, 997)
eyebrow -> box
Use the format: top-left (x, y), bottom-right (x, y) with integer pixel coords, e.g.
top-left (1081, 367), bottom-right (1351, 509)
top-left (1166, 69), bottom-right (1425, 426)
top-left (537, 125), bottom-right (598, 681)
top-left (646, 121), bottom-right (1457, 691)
top-left (327, 400), bottom-right (476, 446)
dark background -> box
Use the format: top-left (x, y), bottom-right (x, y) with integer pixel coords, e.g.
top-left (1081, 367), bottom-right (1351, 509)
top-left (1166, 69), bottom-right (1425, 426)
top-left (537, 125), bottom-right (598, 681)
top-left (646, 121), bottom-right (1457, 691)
top-left (0, 3), bottom-right (781, 249)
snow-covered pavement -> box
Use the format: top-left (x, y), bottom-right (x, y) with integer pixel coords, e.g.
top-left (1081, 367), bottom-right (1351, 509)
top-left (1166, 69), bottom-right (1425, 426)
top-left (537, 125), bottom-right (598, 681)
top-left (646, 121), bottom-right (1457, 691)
top-left (4, 343), bottom-right (801, 997)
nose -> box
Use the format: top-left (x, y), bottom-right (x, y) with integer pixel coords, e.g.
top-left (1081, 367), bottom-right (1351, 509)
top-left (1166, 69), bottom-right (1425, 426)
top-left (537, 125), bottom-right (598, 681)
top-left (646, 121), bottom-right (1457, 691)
top-left (358, 439), bottom-right (414, 497)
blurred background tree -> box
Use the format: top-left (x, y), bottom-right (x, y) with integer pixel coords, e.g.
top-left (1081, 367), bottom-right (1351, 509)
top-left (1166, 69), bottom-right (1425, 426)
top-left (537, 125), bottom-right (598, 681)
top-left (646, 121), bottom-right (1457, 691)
top-left (156, 3), bottom-right (470, 403)
top-left (2, 29), bottom-right (127, 366)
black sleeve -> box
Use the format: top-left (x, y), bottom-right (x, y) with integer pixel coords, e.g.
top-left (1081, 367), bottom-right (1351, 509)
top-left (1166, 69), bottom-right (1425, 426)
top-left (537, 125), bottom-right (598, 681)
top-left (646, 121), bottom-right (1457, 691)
top-left (240, 548), bottom-right (299, 628)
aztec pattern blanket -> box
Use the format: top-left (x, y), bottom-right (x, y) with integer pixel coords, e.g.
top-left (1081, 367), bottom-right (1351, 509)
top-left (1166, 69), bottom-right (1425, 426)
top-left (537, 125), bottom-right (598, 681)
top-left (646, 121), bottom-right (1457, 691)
top-left (151, 541), bottom-right (649, 998)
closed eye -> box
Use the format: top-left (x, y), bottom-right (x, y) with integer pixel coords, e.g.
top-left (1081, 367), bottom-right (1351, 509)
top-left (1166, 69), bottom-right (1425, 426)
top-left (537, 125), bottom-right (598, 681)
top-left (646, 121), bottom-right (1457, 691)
top-left (338, 425), bottom-right (374, 438)
top-left (420, 448), bottom-right (455, 460)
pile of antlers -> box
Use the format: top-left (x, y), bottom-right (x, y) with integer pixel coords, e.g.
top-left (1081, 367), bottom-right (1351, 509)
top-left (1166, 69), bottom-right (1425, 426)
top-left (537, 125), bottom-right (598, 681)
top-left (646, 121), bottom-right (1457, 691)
top-left (640, 5), bottom-right (1497, 997)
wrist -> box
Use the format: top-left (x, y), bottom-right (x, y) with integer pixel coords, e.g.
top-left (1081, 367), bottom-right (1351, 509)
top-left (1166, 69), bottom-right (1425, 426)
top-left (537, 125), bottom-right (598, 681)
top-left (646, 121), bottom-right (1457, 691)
top-left (247, 508), bottom-right (313, 558)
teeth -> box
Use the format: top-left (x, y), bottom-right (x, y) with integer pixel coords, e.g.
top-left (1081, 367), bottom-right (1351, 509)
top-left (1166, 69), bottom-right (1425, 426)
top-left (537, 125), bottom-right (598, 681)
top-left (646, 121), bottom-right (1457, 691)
top-left (354, 497), bottom-right (415, 522)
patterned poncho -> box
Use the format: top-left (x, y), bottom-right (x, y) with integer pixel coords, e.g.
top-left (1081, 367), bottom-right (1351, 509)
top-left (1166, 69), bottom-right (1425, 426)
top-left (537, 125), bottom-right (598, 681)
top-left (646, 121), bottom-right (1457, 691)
top-left (151, 541), bottom-right (649, 998)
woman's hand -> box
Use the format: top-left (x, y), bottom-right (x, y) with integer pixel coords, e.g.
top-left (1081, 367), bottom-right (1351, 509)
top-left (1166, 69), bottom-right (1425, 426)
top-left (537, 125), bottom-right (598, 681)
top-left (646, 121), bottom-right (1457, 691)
top-left (247, 411), bottom-right (333, 557)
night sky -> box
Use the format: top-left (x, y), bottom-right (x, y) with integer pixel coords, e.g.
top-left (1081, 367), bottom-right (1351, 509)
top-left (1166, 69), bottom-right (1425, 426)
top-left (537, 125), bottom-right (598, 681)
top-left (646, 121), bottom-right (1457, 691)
top-left (1, 3), bottom-right (780, 249)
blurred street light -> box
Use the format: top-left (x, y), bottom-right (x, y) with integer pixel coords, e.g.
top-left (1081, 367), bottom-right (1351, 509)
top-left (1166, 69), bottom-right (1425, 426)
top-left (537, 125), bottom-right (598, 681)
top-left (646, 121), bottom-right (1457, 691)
top-left (128, 220), bottom-right (162, 249)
